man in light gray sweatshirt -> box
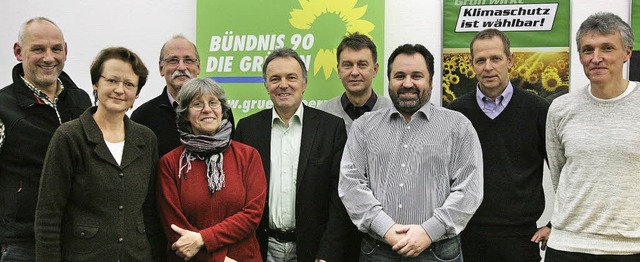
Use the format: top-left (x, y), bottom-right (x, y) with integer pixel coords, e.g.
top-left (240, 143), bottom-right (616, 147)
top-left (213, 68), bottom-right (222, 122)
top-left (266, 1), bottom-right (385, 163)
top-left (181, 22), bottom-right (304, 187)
top-left (545, 12), bottom-right (640, 260)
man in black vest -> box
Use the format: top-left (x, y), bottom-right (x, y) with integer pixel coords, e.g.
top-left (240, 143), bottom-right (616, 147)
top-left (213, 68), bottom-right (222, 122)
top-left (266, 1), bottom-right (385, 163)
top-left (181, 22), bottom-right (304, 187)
top-left (0, 17), bottom-right (91, 261)
top-left (447, 28), bottom-right (551, 261)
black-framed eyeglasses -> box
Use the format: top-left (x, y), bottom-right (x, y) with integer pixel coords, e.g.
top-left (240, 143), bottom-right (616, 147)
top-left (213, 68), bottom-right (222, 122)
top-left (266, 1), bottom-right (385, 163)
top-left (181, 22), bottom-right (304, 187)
top-left (162, 57), bottom-right (198, 65)
top-left (189, 100), bottom-right (221, 111)
top-left (100, 75), bottom-right (137, 89)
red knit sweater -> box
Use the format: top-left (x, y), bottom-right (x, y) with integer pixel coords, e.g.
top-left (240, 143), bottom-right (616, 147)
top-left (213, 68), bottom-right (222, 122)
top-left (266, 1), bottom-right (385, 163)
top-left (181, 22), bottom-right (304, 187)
top-left (157, 141), bottom-right (266, 261)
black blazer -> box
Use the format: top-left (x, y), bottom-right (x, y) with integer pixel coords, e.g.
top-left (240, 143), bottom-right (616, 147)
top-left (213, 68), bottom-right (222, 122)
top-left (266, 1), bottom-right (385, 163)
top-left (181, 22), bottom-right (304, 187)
top-left (130, 87), bottom-right (180, 158)
top-left (235, 105), bottom-right (356, 261)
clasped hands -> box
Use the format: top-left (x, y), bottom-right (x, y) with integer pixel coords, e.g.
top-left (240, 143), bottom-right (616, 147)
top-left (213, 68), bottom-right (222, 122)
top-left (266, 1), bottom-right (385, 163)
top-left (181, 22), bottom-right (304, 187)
top-left (383, 224), bottom-right (433, 257)
top-left (170, 224), bottom-right (237, 262)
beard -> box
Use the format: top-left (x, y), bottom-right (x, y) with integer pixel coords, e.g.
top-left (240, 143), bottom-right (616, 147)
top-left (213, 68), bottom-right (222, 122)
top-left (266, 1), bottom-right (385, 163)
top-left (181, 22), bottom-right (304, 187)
top-left (389, 86), bottom-right (430, 115)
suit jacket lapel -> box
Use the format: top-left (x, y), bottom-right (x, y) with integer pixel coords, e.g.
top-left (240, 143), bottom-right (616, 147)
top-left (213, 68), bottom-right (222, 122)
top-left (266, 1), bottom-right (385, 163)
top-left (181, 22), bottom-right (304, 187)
top-left (120, 117), bottom-right (145, 169)
top-left (297, 105), bottom-right (318, 188)
top-left (81, 108), bottom-right (120, 168)
top-left (258, 110), bottom-right (273, 180)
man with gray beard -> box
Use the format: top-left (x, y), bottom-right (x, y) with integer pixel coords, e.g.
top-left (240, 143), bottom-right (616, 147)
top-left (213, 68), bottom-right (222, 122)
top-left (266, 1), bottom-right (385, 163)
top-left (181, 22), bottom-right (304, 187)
top-left (339, 44), bottom-right (483, 261)
top-left (132, 35), bottom-right (234, 158)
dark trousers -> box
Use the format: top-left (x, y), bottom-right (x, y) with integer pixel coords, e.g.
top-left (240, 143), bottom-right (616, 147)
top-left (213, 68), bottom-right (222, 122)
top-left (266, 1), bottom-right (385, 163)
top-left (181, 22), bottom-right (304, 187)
top-left (545, 247), bottom-right (640, 262)
top-left (360, 235), bottom-right (462, 262)
top-left (461, 228), bottom-right (541, 262)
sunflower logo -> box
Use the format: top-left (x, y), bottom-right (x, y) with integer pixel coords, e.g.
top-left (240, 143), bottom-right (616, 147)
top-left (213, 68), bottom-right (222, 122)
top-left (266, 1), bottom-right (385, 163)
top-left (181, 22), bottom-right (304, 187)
top-left (289, 0), bottom-right (375, 79)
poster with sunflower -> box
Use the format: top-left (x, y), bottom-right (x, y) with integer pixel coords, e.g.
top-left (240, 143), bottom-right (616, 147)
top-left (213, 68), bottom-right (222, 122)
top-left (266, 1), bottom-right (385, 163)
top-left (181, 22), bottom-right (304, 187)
top-left (196, 0), bottom-right (384, 120)
top-left (630, 0), bottom-right (640, 81)
top-left (441, 0), bottom-right (570, 106)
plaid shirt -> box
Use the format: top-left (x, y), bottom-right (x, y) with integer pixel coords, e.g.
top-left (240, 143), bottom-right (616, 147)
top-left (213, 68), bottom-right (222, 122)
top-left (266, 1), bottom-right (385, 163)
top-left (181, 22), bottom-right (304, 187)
top-left (0, 77), bottom-right (64, 153)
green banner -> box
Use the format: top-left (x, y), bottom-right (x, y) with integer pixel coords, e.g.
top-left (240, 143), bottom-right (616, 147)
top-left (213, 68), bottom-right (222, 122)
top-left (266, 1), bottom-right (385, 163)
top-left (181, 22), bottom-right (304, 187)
top-left (442, 0), bottom-right (570, 105)
top-left (197, 0), bottom-right (385, 119)
top-left (630, 1), bottom-right (640, 81)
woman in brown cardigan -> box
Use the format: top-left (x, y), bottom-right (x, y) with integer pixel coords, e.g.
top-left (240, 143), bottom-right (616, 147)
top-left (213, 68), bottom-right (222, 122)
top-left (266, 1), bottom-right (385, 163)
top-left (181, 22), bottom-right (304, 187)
top-left (34, 47), bottom-right (162, 261)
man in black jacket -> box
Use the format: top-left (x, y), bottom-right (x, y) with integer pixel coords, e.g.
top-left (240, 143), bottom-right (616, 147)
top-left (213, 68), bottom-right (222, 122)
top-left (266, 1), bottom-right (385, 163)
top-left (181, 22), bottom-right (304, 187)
top-left (235, 48), bottom-right (356, 261)
top-left (0, 17), bottom-right (91, 261)
top-left (131, 35), bottom-right (234, 158)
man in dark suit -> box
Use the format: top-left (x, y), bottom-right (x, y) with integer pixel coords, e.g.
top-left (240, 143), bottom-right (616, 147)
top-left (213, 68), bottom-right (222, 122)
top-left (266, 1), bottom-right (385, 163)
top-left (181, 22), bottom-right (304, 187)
top-left (235, 48), bottom-right (356, 261)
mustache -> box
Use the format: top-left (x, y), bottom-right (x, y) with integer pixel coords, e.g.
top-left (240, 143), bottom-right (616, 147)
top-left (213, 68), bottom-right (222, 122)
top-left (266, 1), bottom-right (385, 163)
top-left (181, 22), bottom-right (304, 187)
top-left (172, 70), bottom-right (193, 79)
top-left (397, 87), bottom-right (419, 95)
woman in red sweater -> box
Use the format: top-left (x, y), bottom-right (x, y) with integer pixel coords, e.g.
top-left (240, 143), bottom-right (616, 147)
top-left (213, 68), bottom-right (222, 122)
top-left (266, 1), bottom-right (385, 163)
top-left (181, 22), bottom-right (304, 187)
top-left (157, 78), bottom-right (266, 261)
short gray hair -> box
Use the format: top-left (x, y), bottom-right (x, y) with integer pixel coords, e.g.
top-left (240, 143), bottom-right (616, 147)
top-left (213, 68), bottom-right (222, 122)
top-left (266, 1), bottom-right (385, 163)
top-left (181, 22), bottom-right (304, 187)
top-left (576, 12), bottom-right (634, 51)
top-left (175, 78), bottom-right (230, 132)
top-left (159, 35), bottom-right (200, 63)
top-left (18, 17), bottom-right (63, 46)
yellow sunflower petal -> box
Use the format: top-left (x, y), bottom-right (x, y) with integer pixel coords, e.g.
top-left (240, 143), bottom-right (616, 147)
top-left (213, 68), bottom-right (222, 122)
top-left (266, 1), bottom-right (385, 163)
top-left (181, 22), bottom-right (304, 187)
top-left (313, 49), bottom-right (337, 79)
top-left (329, 0), bottom-right (357, 13)
top-left (346, 19), bottom-right (375, 35)
top-left (289, 9), bottom-right (315, 29)
top-left (341, 5), bottom-right (368, 23)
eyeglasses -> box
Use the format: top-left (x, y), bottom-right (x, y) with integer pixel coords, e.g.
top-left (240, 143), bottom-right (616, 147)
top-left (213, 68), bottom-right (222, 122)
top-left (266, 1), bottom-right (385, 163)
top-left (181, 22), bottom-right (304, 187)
top-left (162, 57), bottom-right (198, 65)
top-left (100, 75), bottom-right (137, 89)
top-left (189, 100), bottom-right (221, 111)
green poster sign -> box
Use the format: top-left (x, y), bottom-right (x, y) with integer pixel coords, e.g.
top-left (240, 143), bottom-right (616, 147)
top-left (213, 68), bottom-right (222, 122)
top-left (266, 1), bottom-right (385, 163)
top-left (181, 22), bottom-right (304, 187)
top-left (631, 1), bottom-right (640, 81)
top-left (633, 1), bottom-right (640, 49)
top-left (197, 0), bottom-right (385, 119)
top-left (442, 0), bottom-right (570, 105)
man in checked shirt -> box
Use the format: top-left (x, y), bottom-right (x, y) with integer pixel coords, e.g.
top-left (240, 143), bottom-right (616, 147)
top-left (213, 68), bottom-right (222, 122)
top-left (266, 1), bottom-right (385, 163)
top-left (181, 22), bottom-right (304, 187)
top-left (339, 43), bottom-right (483, 261)
top-left (0, 17), bottom-right (91, 261)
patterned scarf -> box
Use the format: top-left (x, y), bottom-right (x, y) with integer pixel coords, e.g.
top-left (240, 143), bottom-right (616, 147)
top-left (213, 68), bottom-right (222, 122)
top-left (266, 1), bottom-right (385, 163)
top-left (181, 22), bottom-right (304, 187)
top-left (178, 120), bottom-right (232, 194)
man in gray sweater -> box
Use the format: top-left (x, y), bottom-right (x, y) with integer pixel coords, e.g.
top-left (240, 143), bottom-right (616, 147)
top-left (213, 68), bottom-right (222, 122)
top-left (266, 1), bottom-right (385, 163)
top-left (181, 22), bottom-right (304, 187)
top-left (318, 32), bottom-right (391, 132)
top-left (545, 12), bottom-right (640, 260)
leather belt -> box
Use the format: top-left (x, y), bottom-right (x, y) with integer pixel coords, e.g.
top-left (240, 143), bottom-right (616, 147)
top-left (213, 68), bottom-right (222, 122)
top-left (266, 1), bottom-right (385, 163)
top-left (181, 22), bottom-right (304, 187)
top-left (268, 228), bottom-right (296, 242)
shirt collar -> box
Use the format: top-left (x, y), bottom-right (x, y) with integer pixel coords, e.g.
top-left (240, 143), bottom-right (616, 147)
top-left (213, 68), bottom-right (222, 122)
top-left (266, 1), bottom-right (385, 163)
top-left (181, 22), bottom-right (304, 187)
top-left (21, 76), bottom-right (64, 102)
top-left (167, 87), bottom-right (177, 106)
top-left (475, 82), bottom-right (514, 106)
top-left (388, 102), bottom-right (432, 121)
top-left (166, 87), bottom-right (179, 109)
top-left (340, 91), bottom-right (379, 110)
top-left (271, 104), bottom-right (304, 127)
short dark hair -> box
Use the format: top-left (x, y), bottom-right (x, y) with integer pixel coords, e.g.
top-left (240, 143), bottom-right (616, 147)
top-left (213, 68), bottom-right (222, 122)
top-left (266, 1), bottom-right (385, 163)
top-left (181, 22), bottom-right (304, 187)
top-left (387, 44), bottom-right (435, 83)
top-left (262, 47), bottom-right (308, 82)
top-left (175, 78), bottom-right (230, 133)
top-left (90, 47), bottom-right (148, 95)
top-left (576, 12), bottom-right (634, 51)
top-left (470, 28), bottom-right (511, 57)
top-left (336, 32), bottom-right (378, 63)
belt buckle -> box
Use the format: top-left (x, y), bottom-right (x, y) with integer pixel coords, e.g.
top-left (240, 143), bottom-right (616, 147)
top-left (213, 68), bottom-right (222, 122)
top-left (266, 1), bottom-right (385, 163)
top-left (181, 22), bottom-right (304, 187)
top-left (273, 229), bottom-right (295, 243)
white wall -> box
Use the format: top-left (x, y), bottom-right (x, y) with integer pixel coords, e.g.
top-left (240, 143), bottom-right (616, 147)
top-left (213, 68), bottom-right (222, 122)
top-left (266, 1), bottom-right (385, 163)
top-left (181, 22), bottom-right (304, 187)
top-left (0, 0), bottom-right (632, 228)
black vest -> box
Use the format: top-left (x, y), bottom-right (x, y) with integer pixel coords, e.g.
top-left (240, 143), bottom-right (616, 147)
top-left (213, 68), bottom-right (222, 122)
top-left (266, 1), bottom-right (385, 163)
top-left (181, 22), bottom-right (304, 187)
top-left (0, 64), bottom-right (91, 242)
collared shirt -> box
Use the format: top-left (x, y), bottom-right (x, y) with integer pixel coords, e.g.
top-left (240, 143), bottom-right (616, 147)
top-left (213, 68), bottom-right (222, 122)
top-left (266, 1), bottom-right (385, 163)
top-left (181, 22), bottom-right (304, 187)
top-left (339, 103), bottom-right (483, 242)
top-left (0, 77), bottom-right (64, 152)
top-left (167, 88), bottom-right (178, 110)
top-left (475, 83), bottom-right (513, 119)
top-left (269, 105), bottom-right (304, 230)
top-left (340, 91), bottom-right (379, 120)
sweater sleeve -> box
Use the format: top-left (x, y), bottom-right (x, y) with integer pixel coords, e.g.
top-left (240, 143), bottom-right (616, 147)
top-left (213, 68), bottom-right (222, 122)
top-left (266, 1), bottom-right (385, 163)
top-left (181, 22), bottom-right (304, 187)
top-left (199, 147), bottom-right (266, 251)
top-left (157, 152), bottom-right (193, 244)
top-left (35, 127), bottom-right (75, 262)
top-left (545, 103), bottom-right (565, 191)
